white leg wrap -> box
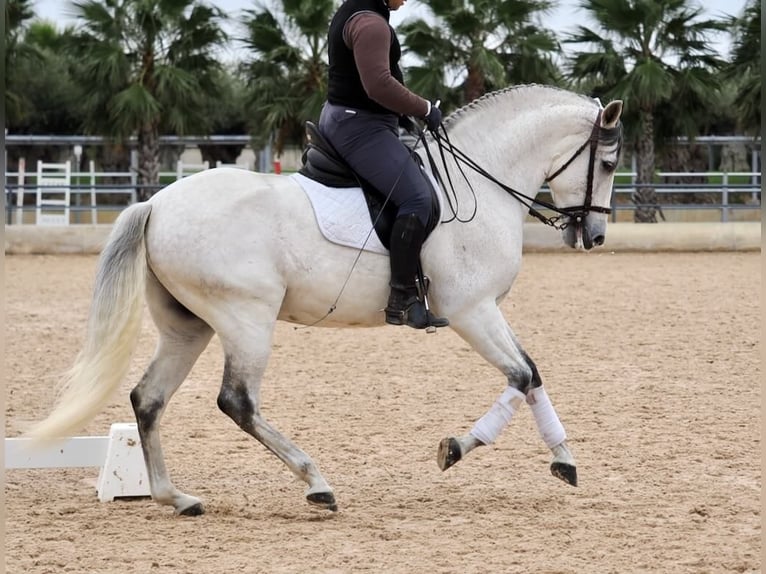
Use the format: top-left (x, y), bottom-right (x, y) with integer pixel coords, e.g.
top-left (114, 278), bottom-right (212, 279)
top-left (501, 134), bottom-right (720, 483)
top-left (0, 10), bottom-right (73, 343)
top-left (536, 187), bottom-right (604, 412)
top-left (527, 386), bottom-right (566, 448)
top-left (469, 386), bottom-right (525, 445)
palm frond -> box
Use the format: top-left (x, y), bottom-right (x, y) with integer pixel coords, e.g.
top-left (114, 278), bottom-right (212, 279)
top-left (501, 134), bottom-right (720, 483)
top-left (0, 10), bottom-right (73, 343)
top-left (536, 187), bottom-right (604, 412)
top-left (109, 83), bottom-right (161, 136)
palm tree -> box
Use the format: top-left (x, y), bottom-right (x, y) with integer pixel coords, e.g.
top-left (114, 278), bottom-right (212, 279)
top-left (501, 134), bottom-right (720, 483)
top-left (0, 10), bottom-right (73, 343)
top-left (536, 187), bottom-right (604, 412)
top-left (566, 0), bottom-right (727, 222)
top-left (5, 15), bottom-right (89, 172)
top-left (67, 0), bottom-right (228, 199)
top-left (398, 0), bottom-right (561, 110)
top-left (724, 0), bottom-right (760, 136)
top-left (11, 21), bottom-right (85, 134)
top-left (198, 66), bottom-right (250, 166)
top-left (240, 0), bottom-right (334, 157)
top-left (5, 0), bottom-right (43, 125)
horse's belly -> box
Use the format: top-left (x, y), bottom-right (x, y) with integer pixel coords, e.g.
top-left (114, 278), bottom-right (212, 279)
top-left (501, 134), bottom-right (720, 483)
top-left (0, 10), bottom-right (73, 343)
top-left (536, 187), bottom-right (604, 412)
top-left (278, 261), bottom-right (390, 327)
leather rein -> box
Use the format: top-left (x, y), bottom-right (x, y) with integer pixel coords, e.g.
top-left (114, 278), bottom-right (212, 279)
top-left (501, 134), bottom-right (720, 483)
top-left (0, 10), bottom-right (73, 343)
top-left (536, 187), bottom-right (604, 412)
top-left (421, 108), bottom-right (610, 231)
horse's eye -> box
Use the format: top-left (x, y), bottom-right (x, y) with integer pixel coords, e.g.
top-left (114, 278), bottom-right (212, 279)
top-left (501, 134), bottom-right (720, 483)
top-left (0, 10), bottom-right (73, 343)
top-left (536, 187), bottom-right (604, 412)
top-left (601, 160), bottom-right (616, 172)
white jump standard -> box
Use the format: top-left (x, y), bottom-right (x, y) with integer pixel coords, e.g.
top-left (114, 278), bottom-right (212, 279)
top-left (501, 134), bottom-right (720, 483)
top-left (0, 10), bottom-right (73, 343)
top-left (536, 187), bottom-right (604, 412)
top-left (6, 423), bottom-right (150, 502)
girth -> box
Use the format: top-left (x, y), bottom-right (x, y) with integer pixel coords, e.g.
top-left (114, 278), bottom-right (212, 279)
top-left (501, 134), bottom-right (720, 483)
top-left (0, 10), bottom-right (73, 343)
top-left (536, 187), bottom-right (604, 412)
top-left (298, 121), bottom-right (438, 249)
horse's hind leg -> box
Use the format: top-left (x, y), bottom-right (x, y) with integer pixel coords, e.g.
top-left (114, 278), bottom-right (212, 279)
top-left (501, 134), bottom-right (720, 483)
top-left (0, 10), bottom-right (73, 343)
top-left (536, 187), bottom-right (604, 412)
top-left (215, 307), bottom-right (336, 511)
top-left (130, 271), bottom-right (214, 515)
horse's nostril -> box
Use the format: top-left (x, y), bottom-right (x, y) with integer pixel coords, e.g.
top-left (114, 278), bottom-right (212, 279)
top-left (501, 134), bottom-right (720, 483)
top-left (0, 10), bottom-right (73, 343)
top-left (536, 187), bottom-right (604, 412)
top-left (593, 234), bottom-right (605, 246)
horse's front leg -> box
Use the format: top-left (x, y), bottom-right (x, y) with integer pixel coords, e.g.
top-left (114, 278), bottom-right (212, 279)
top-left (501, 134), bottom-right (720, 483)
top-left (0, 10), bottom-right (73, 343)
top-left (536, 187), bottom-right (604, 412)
top-left (439, 302), bottom-right (576, 486)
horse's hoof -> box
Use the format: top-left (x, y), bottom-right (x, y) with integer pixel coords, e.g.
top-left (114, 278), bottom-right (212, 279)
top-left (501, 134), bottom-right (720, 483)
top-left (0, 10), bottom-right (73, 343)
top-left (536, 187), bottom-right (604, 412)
top-left (550, 462), bottom-right (577, 486)
top-left (306, 491), bottom-right (338, 512)
top-left (437, 437), bottom-right (462, 471)
top-left (178, 502), bottom-right (205, 516)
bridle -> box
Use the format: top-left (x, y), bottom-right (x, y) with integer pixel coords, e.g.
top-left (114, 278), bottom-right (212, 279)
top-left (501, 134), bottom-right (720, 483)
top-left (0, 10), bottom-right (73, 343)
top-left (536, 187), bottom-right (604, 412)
top-left (423, 107), bottom-right (612, 231)
top-left (543, 108), bottom-right (611, 226)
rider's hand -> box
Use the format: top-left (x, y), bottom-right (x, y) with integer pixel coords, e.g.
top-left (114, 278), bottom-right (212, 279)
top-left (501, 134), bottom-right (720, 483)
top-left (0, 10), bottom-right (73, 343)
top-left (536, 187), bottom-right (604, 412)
top-left (424, 102), bottom-right (442, 132)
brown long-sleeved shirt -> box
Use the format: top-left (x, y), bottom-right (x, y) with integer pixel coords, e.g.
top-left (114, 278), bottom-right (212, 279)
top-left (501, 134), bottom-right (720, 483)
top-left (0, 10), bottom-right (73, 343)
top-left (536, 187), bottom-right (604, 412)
top-left (344, 12), bottom-right (430, 118)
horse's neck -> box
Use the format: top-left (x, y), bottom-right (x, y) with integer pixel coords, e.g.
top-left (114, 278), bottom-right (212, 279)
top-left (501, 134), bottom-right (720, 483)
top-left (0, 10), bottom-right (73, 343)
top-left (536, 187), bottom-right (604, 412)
top-left (430, 90), bottom-right (590, 225)
top-left (439, 93), bottom-right (591, 192)
top-left (421, 89), bottom-right (596, 263)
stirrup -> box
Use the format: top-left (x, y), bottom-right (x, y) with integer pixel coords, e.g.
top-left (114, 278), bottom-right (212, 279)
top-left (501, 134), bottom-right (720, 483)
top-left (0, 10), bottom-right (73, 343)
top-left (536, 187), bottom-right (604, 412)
top-left (385, 296), bottom-right (449, 330)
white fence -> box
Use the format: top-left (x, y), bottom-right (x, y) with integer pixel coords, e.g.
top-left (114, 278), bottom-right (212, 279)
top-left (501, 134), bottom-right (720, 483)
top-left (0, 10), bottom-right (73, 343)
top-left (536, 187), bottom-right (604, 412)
top-left (5, 159), bottom-right (227, 225)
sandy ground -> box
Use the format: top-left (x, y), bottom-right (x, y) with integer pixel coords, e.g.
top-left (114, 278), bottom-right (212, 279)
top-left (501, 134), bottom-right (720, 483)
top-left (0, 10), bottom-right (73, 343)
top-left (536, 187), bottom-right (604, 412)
top-left (5, 251), bottom-right (761, 574)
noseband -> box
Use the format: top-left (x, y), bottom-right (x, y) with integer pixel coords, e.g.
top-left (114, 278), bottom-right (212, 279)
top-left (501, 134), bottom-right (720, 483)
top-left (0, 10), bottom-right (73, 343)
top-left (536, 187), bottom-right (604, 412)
top-left (544, 108), bottom-right (612, 225)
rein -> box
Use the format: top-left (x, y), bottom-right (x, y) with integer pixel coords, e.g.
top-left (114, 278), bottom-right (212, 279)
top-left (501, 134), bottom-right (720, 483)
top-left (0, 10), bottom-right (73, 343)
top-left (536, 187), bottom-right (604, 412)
top-left (420, 108), bottom-right (610, 230)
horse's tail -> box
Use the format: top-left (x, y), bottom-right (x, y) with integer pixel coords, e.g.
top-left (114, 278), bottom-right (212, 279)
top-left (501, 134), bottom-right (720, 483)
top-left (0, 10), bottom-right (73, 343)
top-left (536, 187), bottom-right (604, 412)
top-left (27, 202), bottom-right (153, 442)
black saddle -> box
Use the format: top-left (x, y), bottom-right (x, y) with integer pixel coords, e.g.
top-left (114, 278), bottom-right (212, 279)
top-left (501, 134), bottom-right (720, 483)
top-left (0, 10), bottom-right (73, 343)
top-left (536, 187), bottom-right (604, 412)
top-left (298, 121), bottom-right (438, 249)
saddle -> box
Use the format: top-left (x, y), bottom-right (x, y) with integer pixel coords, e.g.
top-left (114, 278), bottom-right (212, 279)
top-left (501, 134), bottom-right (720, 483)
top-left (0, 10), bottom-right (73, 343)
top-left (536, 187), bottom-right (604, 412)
top-left (298, 121), bottom-right (438, 250)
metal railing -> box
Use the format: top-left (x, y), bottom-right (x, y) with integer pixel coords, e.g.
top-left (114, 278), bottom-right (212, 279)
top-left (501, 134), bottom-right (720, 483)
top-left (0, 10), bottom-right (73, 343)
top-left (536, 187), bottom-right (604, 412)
top-left (4, 169), bottom-right (761, 225)
top-left (532, 171), bottom-right (760, 223)
top-left (610, 171), bottom-right (761, 223)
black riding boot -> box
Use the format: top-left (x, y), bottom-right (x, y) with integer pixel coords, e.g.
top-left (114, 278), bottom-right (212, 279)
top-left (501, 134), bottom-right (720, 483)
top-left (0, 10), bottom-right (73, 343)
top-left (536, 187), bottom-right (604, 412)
top-left (384, 213), bottom-right (449, 329)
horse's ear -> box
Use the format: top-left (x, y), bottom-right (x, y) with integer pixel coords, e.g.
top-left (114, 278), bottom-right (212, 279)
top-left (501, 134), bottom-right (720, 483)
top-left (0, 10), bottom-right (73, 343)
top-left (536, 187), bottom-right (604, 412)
top-left (601, 100), bottom-right (623, 128)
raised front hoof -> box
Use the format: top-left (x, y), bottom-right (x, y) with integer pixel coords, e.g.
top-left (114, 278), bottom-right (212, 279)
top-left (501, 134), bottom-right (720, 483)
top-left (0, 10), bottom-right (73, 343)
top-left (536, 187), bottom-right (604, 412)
top-left (306, 491), bottom-right (338, 512)
top-left (550, 462), bottom-right (578, 487)
top-left (437, 437), bottom-right (462, 471)
top-left (177, 502), bottom-right (205, 516)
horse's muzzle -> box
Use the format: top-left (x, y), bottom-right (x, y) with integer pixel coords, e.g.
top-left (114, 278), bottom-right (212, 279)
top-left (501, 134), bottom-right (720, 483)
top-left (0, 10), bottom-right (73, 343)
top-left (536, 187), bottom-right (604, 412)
top-left (563, 217), bottom-right (606, 250)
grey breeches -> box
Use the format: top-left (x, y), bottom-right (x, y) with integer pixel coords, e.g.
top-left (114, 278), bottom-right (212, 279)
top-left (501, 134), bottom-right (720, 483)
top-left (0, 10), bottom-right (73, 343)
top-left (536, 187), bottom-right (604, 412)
top-left (318, 103), bottom-right (433, 226)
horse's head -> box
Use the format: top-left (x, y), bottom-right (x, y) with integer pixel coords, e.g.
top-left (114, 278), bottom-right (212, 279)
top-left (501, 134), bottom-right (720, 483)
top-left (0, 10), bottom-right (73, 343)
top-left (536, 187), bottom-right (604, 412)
top-left (545, 99), bottom-right (624, 250)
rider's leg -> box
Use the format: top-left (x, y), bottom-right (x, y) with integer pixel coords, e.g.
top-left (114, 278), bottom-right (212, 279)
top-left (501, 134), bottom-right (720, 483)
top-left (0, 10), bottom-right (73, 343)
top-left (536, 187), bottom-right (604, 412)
top-left (318, 104), bottom-right (448, 329)
top-left (384, 212), bottom-right (448, 328)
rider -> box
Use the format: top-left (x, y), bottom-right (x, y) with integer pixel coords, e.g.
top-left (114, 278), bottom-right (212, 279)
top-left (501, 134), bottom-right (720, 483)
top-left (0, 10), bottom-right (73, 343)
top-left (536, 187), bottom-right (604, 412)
top-left (318, 0), bottom-right (448, 330)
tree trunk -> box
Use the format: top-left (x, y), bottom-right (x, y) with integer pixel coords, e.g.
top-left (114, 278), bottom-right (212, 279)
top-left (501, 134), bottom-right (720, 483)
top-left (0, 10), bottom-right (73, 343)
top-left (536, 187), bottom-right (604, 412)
top-left (137, 123), bottom-right (160, 201)
top-left (89, 142), bottom-right (131, 206)
top-left (661, 145), bottom-right (711, 204)
top-left (464, 63), bottom-right (484, 105)
top-left (632, 109), bottom-right (661, 222)
top-left (274, 123), bottom-right (291, 159)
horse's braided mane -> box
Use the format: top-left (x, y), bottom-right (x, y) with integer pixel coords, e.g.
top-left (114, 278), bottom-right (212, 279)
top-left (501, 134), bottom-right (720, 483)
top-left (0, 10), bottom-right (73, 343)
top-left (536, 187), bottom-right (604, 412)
top-left (443, 83), bottom-right (622, 151)
top-left (443, 83), bottom-right (599, 129)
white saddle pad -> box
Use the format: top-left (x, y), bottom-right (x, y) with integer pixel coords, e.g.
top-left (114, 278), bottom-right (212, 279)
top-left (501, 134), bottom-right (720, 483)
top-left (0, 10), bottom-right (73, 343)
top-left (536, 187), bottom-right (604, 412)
top-left (291, 171), bottom-right (442, 256)
top-left (292, 173), bottom-right (388, 254)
